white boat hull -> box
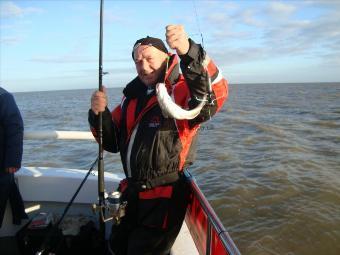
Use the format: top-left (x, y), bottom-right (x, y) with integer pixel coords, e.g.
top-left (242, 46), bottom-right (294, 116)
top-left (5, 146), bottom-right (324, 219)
top-left (0, 167), bottom-right (198, 254)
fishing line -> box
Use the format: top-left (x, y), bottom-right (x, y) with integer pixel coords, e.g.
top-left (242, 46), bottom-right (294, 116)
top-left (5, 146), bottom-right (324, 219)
top-left (192, 0), bottom-right (215, 122)
top-left (192, 0), bottom-right (204, 48)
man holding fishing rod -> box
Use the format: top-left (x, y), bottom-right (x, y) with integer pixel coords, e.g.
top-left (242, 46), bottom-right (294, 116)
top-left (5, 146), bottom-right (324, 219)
top-left (89, 25), bottom-right (228, 254)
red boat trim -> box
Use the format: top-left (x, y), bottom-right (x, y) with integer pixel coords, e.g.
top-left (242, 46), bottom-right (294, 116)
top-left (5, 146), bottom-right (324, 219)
top-left (184, 170), bottom-right (241, 255)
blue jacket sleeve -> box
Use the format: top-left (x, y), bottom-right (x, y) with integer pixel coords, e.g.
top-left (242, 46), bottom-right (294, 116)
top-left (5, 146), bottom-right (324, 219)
top-left (0, 92), bottom-right (24, 169)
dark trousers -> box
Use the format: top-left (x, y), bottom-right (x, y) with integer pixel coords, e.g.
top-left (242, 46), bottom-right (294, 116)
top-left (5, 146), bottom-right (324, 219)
top-left (0, 173), bottom-right (27, 227)
top-left (109, 178), bottom-right (189, 255)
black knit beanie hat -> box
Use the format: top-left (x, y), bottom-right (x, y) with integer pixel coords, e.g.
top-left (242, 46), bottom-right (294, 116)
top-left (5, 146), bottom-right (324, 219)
top-left (132, 36), bottom-right (168, 60)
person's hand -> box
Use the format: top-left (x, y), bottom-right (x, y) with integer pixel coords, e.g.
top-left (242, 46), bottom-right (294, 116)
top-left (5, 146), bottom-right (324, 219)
top-left (91, 86), bottom-right (108, 115)
top-left (165, 25), bottom-right (190, 56)
top-left (6, 167), bottom-right (19, 173)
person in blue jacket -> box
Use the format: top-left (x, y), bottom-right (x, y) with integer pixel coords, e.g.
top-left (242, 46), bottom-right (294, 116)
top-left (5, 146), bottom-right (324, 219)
top-left (0, 87), bottom-right (27, 228)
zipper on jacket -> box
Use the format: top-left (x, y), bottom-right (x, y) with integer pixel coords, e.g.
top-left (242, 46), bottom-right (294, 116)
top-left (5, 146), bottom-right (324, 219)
top-left (126, 123), bottom-right (139, 178)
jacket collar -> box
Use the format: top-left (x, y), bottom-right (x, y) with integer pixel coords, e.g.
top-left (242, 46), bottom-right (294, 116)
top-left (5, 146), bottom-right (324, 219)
top-left (123, 54), bottom-right (180, 99)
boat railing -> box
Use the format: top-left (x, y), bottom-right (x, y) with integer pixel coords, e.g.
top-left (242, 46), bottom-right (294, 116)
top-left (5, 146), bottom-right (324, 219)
top-left (24, 130), bottom-right (95, 140)
top-left (184, 170), bottom-right (241, 255)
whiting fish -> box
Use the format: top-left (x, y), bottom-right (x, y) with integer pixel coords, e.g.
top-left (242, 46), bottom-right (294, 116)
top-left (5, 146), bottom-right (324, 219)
top-left (156, 82), bottom-right (205, 120)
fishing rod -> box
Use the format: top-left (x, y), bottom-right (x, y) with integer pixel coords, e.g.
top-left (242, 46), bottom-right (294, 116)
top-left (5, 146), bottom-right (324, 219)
top-left (97, 0), bottom-right (106, 238)
top-left (93, 0), bottom-right (126, 238)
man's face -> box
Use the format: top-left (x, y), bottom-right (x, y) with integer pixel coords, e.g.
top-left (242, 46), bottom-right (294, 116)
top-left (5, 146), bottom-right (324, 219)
top-left (133, 45), bottom-right (168, 86)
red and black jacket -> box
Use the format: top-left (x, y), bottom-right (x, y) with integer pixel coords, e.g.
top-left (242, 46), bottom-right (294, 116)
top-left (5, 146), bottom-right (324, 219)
top-left (89, 39), bottom-right (228, 185)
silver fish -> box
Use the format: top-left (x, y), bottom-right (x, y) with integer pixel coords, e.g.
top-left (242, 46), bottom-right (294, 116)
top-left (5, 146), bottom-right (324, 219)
top-left (156, 82), bottom-right (205, 120)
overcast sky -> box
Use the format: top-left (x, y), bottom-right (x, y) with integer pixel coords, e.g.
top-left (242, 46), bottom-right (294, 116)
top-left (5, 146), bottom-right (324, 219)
top-left (1, 0), bottom-right (340, 92)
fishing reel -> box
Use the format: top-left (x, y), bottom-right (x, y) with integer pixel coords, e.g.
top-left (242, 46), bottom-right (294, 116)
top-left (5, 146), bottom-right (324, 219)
top-left (92, 191), bottom-right (127, 225)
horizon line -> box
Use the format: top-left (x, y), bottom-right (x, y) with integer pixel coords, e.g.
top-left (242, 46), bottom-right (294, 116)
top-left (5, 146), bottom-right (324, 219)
top-left (11, 81), bottom-right (340, 93)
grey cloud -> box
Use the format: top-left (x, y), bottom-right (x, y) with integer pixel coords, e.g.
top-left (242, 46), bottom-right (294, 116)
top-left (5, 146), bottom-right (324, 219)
top-left (104, 10), bottom-right (125, 24)
top-left (325, 38), bottom-right (340, 51)
top-left (204, 6), bottom-right (264, 43)
top-left (304, 1), bottom-right (340, 8)
top-left (29, 56), bottom-right (131, 64)
top-left (320, 51), bottom-right (340, 66)
top-left (209, 47), bottom-right (267, 66)
top-left (0, 36), bottom-right (22, 45)
top-left (262, 7), bottom-right (340, 57)
top-left (239, 9), bottom-right (264, 27)
top-left (0, 1), bottom-right (43, 19)
top-left (201, 1), bottom-right (340, 68)
top-left (265, 1), bottom-right (297, 17)
top-left (211, 30), bottom-right (254, 42)
top-left (30, 56), bottom-right (96, 64)
top-left (206, 12), bottom-right (231, 24)
top-left (206, 2), bottom-right (296, 32)
top-left (100, 7), bottom-right (135, 26)
top-left (221, 2), bottom-right (239, 11)
top-left (0, 24), bottom-right (14, 30)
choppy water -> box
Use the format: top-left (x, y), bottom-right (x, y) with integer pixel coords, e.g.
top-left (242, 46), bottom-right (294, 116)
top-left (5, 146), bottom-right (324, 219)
top-left (14, 83), bottom-right (340, 255)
